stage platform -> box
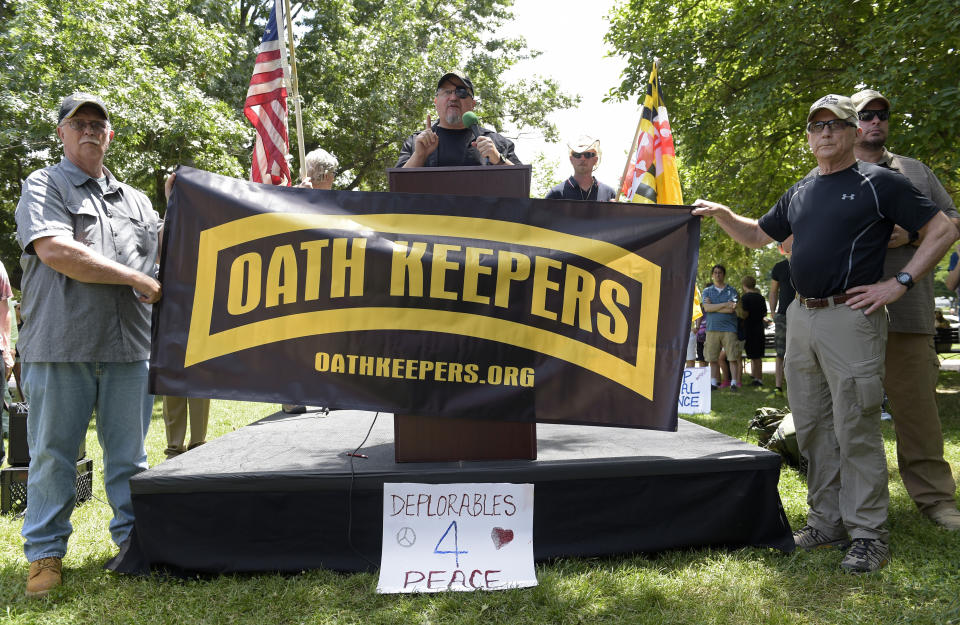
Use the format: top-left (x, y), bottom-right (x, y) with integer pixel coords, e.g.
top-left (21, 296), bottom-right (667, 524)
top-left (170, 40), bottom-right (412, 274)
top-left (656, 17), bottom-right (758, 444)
top-left (111, 410), bottom-right (794, 574)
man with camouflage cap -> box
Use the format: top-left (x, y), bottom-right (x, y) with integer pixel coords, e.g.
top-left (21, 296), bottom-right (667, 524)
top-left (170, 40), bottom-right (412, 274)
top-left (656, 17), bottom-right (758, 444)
top-left (692, 94), bottom-right (957, 573)
top-left (852, 88), bottom-right (960, 531)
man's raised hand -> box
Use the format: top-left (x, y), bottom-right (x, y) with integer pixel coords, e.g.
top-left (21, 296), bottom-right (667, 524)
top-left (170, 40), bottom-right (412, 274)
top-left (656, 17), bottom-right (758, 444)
top-left (414, 114), bottom-right (438, 157)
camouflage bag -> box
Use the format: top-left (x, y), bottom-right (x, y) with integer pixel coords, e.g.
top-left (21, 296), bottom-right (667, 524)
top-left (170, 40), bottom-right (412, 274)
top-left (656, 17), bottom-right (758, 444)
top-left (748, 406), bottom-right (807, 473)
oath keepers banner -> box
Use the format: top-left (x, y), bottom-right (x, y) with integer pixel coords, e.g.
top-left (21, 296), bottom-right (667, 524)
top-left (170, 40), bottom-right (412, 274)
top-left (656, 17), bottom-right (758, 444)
top-left (150, 167), bottom-right (700, 430)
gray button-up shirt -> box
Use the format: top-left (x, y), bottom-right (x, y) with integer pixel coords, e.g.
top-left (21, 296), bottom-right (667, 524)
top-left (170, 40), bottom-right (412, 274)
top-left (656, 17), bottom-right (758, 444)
top-left (15, 157), bottom-right (160, 362)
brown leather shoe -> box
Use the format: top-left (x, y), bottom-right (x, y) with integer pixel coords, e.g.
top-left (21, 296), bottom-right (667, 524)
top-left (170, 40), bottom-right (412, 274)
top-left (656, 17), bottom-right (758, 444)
top-left (25, 557), bottom-right (62, 598)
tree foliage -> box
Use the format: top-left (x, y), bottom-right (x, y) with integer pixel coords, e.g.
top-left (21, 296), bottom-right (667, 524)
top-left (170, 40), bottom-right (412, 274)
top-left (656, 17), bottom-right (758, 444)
top-left (607, 0), bottom-right (960, 284)
top-left (0, 0), bottom-right (250, 282)
top-left (0, 0), bottom-right (575, 285)
top-left (295, 0), bottom-right (575, 190)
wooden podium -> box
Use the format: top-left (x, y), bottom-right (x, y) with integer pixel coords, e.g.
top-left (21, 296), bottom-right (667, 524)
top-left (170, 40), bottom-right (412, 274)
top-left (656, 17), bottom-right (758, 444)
top-left (387, 165), bottom-right (537, 463)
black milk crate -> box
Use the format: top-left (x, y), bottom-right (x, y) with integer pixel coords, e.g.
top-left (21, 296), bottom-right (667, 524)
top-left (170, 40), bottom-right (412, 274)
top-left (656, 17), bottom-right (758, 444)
top-left (1, 458), bottom-right (94, 515)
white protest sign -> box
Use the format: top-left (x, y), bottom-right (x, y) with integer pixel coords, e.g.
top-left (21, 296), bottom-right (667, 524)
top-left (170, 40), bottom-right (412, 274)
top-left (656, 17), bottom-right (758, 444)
top-left (678, 367), bottom-right (711, 414)
top-left (377, 482), bottom-right (536, 594)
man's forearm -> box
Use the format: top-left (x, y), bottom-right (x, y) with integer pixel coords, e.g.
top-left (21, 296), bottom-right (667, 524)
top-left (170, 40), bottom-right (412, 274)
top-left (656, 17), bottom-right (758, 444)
top-left (702, 301), bottom-right (735, 313)
top-left (715, 212), bottom-right (773, 249)
top-left (33, 235), bottom-right (158, 298)
top-left (692, 200), bottom-right (774, 249)
top-left (401, 152), bottom-right (426, 168)
top-left (901, 213), bottom-right (958, 281)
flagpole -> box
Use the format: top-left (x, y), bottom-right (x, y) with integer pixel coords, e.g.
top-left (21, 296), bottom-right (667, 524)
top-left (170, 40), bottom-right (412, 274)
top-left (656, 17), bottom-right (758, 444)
top-left (282, 0), bottom-right (307, 181)
top-left (616, 113), bottom-right (644, 203)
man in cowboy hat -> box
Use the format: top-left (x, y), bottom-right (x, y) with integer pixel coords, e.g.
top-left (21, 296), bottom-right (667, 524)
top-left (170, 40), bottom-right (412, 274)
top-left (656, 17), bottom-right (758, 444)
top-left (545, 135), bottom-right (616, 201)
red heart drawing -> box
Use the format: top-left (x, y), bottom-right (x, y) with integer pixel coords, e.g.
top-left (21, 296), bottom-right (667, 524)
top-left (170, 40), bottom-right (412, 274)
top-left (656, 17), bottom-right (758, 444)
top-left (491, 527), bottom-right (514, 549)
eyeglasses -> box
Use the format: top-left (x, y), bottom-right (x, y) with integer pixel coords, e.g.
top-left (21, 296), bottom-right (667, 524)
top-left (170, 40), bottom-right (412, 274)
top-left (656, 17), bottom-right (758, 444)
top-left (437, 87), bottom-right (472, 99)
top-left (806, 119), bottom-right (856, 133)
top-left (63, 119), bottom-right (109, 133)
top-left (857, 109), bottom-right (890, 122)
top-left (571, 151), bottom-right (596, 159)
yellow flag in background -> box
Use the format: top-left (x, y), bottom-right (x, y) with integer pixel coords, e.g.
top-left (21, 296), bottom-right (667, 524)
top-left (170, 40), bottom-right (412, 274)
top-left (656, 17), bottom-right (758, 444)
top-left (692, 285), bottom-right (702, 323)
top-left (619, 61), bottom-right (683, 205)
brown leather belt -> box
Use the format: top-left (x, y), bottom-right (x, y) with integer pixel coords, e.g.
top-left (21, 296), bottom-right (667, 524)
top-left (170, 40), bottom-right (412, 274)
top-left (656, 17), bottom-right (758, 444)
top-left (796, 292), bottom-right (852, 309)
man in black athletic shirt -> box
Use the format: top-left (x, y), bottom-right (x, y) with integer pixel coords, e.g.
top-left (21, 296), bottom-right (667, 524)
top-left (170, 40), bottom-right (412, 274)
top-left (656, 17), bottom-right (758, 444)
top-left (397, 72), bottom-right (520, 168)
top-left (692, 94), bottom-right (957, 574)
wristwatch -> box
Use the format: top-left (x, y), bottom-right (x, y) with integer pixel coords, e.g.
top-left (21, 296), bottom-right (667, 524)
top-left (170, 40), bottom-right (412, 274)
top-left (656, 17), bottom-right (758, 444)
top-left (895, 271), bottom-right (915, 290)
top-left (908, 230), bottom-right (919, 244)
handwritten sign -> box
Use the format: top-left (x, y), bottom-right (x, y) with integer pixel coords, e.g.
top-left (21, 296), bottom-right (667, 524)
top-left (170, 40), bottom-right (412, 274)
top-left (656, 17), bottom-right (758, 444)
top-left (377, 482), bottom-right (536, 594)
top-left (677, 367), bottom-right (711, 414)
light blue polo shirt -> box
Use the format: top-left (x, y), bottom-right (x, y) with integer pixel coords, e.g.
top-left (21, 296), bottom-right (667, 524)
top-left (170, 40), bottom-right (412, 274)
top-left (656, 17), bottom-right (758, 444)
top-left (702, 284), bottom-right (739, 333)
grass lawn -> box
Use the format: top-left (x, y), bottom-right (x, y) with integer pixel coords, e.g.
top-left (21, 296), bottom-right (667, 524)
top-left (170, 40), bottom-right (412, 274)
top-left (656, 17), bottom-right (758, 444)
top-left (2, 367), bottom-right (959, 624)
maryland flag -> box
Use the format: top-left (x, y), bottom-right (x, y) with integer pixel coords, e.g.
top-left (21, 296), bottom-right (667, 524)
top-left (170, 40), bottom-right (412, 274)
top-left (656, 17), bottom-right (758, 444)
top-left (620, 61), bottom-right (683, 205)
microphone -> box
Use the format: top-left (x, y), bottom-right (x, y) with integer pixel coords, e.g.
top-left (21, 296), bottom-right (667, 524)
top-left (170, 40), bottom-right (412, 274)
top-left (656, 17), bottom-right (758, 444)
top-left (461, 111), bottom-right (489, 165)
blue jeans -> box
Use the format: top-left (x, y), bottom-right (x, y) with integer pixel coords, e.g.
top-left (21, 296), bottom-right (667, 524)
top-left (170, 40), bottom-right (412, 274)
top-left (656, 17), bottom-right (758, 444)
top-left (21, 361), bottom-right (152, 561)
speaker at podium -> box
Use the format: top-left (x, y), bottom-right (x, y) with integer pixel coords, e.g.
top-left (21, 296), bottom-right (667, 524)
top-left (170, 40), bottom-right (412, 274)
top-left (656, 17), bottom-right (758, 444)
top-left (387, 164), bottom-right (536, 463)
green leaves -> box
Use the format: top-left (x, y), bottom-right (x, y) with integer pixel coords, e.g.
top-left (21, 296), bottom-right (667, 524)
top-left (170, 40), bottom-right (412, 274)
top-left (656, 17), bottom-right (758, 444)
top-left (607, 0), bottom-right (960, 281)
top-left (0, 0), bottom-right (572, 281)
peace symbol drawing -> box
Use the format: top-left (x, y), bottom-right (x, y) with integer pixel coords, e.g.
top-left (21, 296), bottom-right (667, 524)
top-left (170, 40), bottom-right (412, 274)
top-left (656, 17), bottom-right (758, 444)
top-left (396, 526), bottom-right (417, 547)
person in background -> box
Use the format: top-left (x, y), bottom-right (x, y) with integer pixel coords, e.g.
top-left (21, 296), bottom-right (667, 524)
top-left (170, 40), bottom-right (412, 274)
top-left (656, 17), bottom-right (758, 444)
top-left (545, 135), bottom-right (617, 201)
top-left (702, 265), bottom-right (742, 391)
top-left (0, 259), bottom-right (12, 463)
top-left (946, 243), bottom-right (960, 297)
top-left (282, 146), bottom-right (341, 415)
top-left (0, 259), bottom-right (12, 387)
top-left (851, 88), bottom-right (960, 531)
top-left (768, 246), bottom-right (795, 393)
top-left (161, 397), bottom-right (210, 459)
top-left (695, 316), bottom-right (707, 366)
top-left (739, 275), bottom-right (767, 386)
top-left (298, 147), bottom-right (338, 190)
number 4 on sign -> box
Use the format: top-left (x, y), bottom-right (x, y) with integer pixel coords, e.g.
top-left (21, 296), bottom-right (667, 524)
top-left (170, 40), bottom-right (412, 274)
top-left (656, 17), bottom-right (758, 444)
top-left (434, 521), bottom-right (468, 567)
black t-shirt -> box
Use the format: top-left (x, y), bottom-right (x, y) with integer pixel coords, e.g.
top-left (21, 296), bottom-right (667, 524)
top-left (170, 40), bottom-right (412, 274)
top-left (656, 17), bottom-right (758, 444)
top-left (545, 177), bottom-right (617, 201)
top-left (741, 291), bottom-right (767, 330)
top-left (434, 127), bottom-right (478, 166)
top-left (758, 161), bottom-right (939, 299)
top-left (770, 259), bottom-right (795, 314)
top-left (396, 124), bottom-right (521, 167)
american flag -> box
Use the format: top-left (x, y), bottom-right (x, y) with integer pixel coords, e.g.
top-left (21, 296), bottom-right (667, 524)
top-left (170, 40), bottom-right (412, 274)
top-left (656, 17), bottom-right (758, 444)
top-left (620, 61), bottom-right (683, 205)
top-left (244, 0), bottom-right (291, 186)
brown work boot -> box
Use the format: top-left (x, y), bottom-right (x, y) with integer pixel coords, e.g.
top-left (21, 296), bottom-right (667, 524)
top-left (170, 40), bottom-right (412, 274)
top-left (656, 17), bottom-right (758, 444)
top-left (26, 556), bottom-right (62, 598)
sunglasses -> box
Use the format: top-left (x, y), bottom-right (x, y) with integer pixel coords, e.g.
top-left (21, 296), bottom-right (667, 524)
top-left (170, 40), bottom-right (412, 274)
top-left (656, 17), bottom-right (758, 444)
top-left (63, 119), bottom-right (110, 133)
top-left (857, 109), bottom-right (890, 122)
top-left (806, 119), bottom-right (856, 133)
top-left (571, 151), bottom-right (596, 159)
top-left (437, 86), bottom-right (472, 99)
